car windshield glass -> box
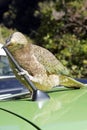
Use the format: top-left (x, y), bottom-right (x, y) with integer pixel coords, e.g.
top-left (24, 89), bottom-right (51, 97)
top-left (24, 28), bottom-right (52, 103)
top-left (0, 56), bottom-right (13, 76)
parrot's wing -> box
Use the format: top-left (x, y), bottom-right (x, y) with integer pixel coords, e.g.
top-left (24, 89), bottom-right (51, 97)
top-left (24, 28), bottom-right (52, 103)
top-left (32, 44), bottom-right (70, 76)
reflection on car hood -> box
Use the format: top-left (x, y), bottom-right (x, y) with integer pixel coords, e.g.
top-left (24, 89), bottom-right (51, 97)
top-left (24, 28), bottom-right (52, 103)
top-left (0, 87), bottom-right (87, 130)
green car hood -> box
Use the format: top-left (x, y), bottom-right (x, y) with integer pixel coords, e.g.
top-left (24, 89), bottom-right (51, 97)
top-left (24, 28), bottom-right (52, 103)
top-left (0, 87), bottom-right (87, 130)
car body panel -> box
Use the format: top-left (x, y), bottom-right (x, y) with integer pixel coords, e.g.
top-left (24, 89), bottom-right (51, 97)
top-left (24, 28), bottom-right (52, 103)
top-left (0, 109), bottom-right (37, 130)
top-left (0, 86), bottom-right (87, 130)
top-left (0, 43), bottom-right (6, 56)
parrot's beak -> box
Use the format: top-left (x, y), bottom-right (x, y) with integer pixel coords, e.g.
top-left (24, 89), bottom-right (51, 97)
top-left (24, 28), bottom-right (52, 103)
top-left (3, 39), bottom-right (11, 47)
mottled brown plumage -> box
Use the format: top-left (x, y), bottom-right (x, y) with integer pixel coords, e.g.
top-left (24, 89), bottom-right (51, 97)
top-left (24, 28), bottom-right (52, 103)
top-left (4, 32), bottom-right (86, 91)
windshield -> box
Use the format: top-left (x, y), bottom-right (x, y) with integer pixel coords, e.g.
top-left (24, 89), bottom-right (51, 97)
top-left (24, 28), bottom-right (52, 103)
top-left (0, 55), bottom-right (29, 100)
top-left (0, 55), bottom-right (13, 76)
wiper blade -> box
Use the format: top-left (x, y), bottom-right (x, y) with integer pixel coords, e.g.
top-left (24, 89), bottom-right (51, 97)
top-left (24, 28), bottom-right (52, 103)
top-left (0, 91), bottom-right (30, 101)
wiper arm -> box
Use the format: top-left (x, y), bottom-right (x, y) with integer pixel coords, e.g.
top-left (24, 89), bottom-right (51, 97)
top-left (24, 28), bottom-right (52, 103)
top-left (0, 91), bottom-right (30, 101)
top-left (2, 46), bottom-right (50, 101)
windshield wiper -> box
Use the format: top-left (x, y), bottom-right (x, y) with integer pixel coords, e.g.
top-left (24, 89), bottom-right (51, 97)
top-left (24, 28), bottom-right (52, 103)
top-left (0, 91), bottom-right (30, 101)
top-left (2, 46), bottom-right (50, 101)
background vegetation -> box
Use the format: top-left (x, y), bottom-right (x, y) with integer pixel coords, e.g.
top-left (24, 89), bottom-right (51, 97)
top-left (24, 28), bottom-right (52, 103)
top-left (0, 0), bottom-right (87, 78)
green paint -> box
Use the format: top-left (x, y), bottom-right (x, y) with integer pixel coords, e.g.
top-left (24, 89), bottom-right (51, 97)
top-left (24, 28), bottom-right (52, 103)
top-left (0, 86), bottom-right (87, 130)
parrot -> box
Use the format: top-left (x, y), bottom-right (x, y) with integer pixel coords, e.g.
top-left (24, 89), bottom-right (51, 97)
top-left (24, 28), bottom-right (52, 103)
top-left (3, 32), bottom-right (87, 91)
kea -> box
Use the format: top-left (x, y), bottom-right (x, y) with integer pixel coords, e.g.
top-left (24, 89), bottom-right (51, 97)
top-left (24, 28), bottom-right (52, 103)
top-left (4, 32), bottom-right (86, 91)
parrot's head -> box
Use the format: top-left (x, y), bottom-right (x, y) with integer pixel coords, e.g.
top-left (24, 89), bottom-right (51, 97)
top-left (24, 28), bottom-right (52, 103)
top-left (4, 32), bottom-right (28, 52)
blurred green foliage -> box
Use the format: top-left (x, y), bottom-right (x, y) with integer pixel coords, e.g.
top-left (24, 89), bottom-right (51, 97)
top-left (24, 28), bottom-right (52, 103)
top-left (34, 0), bottom-right (87, 78)
top-left (0, 25), bottom-right (15, 43)
top-left (1, 0), bottom-right (87, 78)
top-left (0, 25), bottom-right (32, 44)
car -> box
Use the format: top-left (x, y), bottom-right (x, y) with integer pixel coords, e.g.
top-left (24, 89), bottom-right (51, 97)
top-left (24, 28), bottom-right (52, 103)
top-left (0, 43), bottom-right (87, 130)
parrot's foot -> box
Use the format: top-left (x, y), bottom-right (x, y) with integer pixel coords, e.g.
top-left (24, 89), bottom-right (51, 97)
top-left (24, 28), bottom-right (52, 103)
top-left (18, 68), bottom-right (30, 76)
top-left (18, 68), bottom-right (39, 82)
top-left (18, 68), bottom-right (34, 80)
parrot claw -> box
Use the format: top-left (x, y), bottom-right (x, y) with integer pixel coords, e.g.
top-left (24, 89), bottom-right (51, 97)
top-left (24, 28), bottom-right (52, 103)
top-left (18, 71), bottom-right (26, 76)
top-left (18, 68), bottom-right (39, 82)
top-left (18, 68), bottom-right (29, 76)
top-left (18, 68), bottom-right (33, 79)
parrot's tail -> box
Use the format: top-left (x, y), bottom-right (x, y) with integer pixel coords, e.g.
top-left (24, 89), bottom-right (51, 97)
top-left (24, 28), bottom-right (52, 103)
top-left (59, 75), bottom-right (86, 89)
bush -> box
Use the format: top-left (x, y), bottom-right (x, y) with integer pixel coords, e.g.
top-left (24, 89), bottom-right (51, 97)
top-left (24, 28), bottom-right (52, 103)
top-left (1, 0), bottom-right (87, 78)
top-left (34, 0), bottom-right (87, 78)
